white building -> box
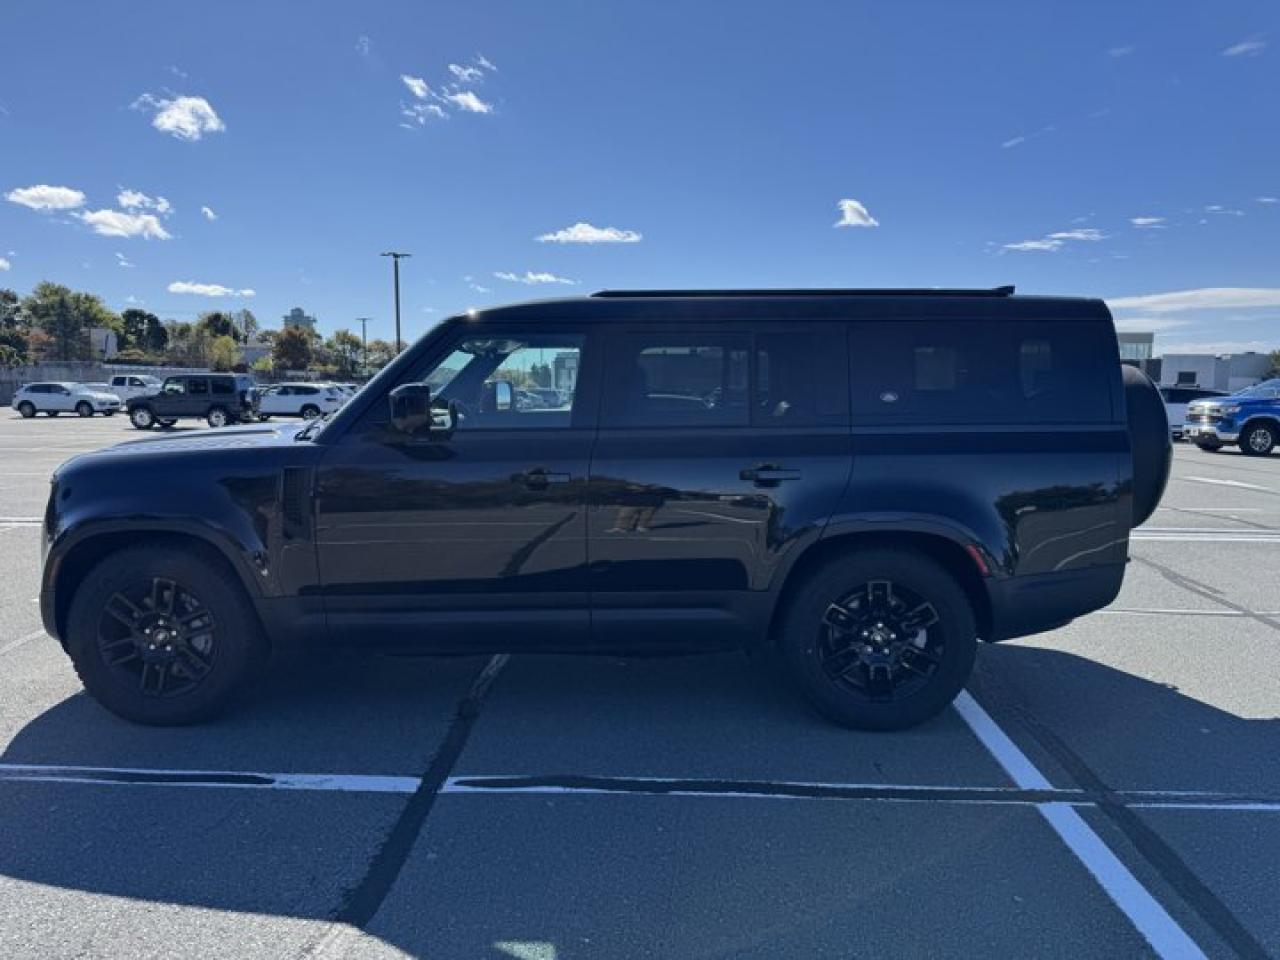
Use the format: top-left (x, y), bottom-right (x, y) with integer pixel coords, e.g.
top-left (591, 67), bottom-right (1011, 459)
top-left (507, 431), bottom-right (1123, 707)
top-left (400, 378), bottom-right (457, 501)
top-left (1158, 352), bottom-right (1272, 393)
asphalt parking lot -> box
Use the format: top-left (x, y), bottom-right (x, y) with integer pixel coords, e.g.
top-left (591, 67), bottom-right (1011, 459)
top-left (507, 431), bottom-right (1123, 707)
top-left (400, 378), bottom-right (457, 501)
top-left (0, 413), bottom-right (1277, 959)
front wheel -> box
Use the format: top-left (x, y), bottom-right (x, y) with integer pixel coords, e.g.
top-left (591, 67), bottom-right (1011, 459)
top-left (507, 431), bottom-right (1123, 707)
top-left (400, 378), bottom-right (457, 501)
top-left (1241, 423), bottom-right (1276, 457)
top-left (65, 545), bottom-right (266, 724)
top-left (300, 404), bottom-right (321, 420)
top-left (17, 401), bottom-right (35, 418)
top-left (778, 548), bottom-right (977, 731)
top-left (206, 406), bottom-right (230, 428)
top-left (130, 407), bottom-right (155, 430)
top-left (76, 401), bottom-right (94, 417)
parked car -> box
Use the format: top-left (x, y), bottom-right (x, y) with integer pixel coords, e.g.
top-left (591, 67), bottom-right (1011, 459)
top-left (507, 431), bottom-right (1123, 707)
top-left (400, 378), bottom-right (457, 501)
top-left (40, 286), bottom-right (1170, 728)
top-left (1184, 378), bottom-right (1280, 455)
top-left (11, 381), bottom-right (122, 418)
top-left (106, 373), bottom-right (164, 402)
top-left (255, 382), bottom-right (346, 420)
top-left (126, 373), bottom-right (258, 429)
top-left (1158, 386), bottom-right (1228, 440)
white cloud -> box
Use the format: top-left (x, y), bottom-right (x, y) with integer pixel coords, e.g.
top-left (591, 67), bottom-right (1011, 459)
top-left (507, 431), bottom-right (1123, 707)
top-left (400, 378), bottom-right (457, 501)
top-left (463, 276), bottom-right (491, 293)
top-left (168, 281), bottom-right (255, 297)
top-left (1109, 45), bottom-right (1134, 57)
top-left (1107, 288), bottom-right (1280, 313)
top-left (536, 221), bottom-right (642, 244)
top-left (1258, 197), bottom-right (1278, 204)
top-left (400, 74), bottom-right (431, 99)
top-left (201, 205), bottom-right (218, 220)
top-left (133, 93), bottom-right (225, 141)
top-left (78, 209), bottom-right (171, 240)
top-left (834, 199), bottom-right (879, 228)
top-left (356, 35), bottom-right (372, 56)
top-left (401, 102), bottom-right (448, 126)
top-left (1130, 216), bottom-right (1166, 228)
top-left (443, 90), bottom-right (493, 114)
top-left (1003, 239), bottom-right (1064, 252)
top-left (494, 270), bottom-right (579, 285)
top-left (1111, 316), bottom-right (1192, 332)
top-left (1159, 340), bottom-right (1276, 355)
top-left (449, 63), bottom-right (485, 84)
top-left (1001, 135), bottom-right (1026, 149)
top-left (0, 258), bottom-right (9, 272)
top-left (5, 184), bottom-right (86, 210)
top-left (117, 188), bottom-right (172, 215)
top-left (115, 252), bottom-right (135, 268)
top-left (1222, 37), bottom-right (1266, 57)
top-left (1047, 228), bottom-right (1106, 241)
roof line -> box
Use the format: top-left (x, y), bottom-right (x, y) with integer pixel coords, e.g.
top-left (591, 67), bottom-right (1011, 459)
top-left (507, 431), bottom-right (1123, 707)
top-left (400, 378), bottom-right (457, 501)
top-left (591, 286), bottom-right (1017, 299)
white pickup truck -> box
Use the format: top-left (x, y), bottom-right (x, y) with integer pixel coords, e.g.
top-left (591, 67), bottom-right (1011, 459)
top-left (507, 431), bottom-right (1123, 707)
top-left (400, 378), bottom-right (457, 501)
top-left (106, 374), bottom-right (164, 402)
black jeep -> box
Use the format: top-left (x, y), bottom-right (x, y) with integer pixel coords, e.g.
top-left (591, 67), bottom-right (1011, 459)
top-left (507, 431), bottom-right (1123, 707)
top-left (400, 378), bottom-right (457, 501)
top-left (41, 288), bottom-right (1170, 728)
top-left (127, 373), bottom-right (258, 430)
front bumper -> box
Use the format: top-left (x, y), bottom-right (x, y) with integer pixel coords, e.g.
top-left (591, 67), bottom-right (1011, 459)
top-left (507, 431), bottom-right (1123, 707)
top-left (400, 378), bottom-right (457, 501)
top-left (1182, 421), bottom-right (1238, 443)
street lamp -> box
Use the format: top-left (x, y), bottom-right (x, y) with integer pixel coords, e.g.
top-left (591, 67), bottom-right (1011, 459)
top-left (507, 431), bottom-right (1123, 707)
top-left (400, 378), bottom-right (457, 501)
top-left (356, 317), bottom-right (370, 378)
top-left (380, 251), bottom-right (411, 353)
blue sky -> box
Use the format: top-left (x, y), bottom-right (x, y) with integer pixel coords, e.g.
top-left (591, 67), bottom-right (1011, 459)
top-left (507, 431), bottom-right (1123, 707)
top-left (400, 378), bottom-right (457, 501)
top-left (2, 1), bottom-right (1278, 354)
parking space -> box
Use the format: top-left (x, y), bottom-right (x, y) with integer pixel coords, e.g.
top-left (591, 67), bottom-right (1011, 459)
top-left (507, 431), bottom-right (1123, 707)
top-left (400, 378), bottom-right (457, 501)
top-left (0, 414), bottom-right (1277, 959)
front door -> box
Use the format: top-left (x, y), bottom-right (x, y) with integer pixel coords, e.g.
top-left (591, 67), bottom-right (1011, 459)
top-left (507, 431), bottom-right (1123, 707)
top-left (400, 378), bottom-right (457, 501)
top-left (314, 324), bottom-right (600, 648)
top-left (587, 323), bottom-right (852, 648)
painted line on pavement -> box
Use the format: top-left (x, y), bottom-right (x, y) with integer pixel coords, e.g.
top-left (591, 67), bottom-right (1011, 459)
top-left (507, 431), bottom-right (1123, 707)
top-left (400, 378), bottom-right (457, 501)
top-left (953, 690), bottom-right (1206, 959)
top-left (1182, 476), bottom-right (1274, 493)
top-left (0, 629), bottom-right (47, 656)
top-left (1101, 607), bottom-right (1280, 618)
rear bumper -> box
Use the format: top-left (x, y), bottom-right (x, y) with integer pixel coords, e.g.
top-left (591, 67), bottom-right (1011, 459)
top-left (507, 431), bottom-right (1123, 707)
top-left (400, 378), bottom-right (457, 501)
top-left (985, 563), bottom-right (1125, 642)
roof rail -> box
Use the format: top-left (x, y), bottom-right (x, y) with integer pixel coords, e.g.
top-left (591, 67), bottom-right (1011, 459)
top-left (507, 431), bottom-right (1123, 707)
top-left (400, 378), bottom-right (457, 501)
top-left (591, 286), bottom-right (1016, 299)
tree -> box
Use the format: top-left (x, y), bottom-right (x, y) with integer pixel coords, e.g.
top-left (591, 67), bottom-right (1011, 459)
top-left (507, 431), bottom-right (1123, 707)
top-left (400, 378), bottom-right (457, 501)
top-left (326, 329), bottom-right (364, 378)
top-left (209, 335), bottom-right (240, 371)
top-left (21, 282), bottom-right (117, 361)
top-left (120, 308), bottom-right (168, 355)
top-left (0, 288), bottom-right (28, 365)
top-left (1269, 349), bottom-right (1280, 378)
top-left (273, 325), bottom-right (314, 370)
top-left (366, 338), bottom-right (396, 371)
top-left (197, 310), bottom-right (241, 343)
top-left (234, 309), bottom-right (259, 343)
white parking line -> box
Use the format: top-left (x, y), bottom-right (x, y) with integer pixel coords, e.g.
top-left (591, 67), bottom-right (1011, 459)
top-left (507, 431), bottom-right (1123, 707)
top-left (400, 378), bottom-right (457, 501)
top-left (1183, 476), bottom-right (1274, 493)
top-left (0, 516), bottom-right (41, 524)
top-left (0, 629), bottom-right (46, 656)
top-left (0, 763), bottom-right (419, 793)
top-left (1101, 608), bottom-right (1280, 618)
top-left (1132, 533), bottom-right (1280, 543)
top-left (953, 691), bottom-right (1205, 960)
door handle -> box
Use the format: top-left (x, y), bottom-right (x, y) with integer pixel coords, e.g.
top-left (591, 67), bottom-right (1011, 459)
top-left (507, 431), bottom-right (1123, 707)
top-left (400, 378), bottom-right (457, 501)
top-left (740, 464), bottom-right (802, 485)
top-left (520, 468), bottom-right (572, 489)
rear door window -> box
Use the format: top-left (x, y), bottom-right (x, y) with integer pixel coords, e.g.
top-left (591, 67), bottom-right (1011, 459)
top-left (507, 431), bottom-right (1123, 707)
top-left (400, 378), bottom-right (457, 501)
top-left (211, 379), bottom-right (233, 395)
top-left (602, 333), bottom-right (750, 428)
top-left (189, 378), bottom-right (209, 396)
top-left (849, 320), bottom-right (1113, 425)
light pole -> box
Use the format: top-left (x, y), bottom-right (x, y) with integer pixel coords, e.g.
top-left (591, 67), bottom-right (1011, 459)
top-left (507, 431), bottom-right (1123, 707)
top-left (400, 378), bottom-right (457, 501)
top-left (357, 317), bottom-right (370, 378)
top-left (380, 251), bottom-right (411, 353)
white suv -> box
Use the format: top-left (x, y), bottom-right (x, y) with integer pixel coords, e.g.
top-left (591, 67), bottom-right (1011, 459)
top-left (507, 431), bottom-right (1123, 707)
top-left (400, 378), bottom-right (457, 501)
top-left (106, 373), bottom-right (163, 402)
top-left (11, 382), bottom-right (123, 418)
top-left (256, 382), bottom-right (346, 420)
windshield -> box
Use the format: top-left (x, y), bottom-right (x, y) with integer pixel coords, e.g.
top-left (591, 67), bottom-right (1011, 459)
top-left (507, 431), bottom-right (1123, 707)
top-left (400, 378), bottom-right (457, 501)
top-left (1232, 378), bottom-right (1280, 398)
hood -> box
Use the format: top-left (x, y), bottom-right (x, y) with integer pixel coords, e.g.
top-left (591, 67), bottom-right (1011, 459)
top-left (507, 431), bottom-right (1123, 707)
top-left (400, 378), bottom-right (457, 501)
top-left (75, 420), bottom-right (308, 462)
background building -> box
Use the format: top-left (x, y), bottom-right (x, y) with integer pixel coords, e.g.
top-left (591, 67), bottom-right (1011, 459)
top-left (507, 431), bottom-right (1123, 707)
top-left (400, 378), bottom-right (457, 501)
top-left (282, 307), bottom-right (316, 331)
top-left (1156, 352), bottom-right (1272, 392)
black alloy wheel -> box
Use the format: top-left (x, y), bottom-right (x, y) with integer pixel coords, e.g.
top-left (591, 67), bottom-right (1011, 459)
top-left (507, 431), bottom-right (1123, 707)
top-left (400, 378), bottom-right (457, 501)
top-left (96, 576), bottom-right (217, 698)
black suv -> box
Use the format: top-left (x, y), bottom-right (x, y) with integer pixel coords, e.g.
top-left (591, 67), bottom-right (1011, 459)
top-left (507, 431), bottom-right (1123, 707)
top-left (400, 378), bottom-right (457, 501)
top-left (41, 288), bottom-right (1170, 728)
top-left (127, 373), bottom-right (258, 430)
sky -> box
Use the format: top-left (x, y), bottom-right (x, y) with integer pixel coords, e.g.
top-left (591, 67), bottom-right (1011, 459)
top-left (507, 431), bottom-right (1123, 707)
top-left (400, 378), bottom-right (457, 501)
top-left (1, 0), bottom-right (1278, 355)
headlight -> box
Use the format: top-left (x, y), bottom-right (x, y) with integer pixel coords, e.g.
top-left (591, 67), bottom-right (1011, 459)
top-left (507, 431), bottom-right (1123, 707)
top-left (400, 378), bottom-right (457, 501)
top-left (1220, 404), bottom-right (1240, 414)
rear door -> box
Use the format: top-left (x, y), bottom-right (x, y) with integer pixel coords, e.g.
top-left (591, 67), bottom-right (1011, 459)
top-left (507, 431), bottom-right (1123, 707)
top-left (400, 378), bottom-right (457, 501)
top-left (587, 321), bottom-right (851, 648)
top-left (185, 377), bottom-right (210, 416)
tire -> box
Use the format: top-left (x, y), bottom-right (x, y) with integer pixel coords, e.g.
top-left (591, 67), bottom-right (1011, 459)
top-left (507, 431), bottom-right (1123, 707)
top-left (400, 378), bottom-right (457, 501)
top-left (17, 401), bottom-right (35, 418)
top-left (104, 410), bottom-right (115, 417)
top-left (778, 548), bottom-right (977, 731)
top-left (76, 401), bottom-right (93, 417)
top-left (65, 545), bottom-right (266, 725)
top-left (130, 406), bottom-right (155, 430)
top-left (1122, 366), bottom-right (1172, 527)
top-left (300, 404), bottom-right (321, 420)
top-left (1241, 422), bottom-right (1276, 457)
top-left (206, 406), bottom-right (229, 428)
top-left (1195, 440), bottom-right (1222, 452)
top-left (257, 414), bottom-right (272, 422)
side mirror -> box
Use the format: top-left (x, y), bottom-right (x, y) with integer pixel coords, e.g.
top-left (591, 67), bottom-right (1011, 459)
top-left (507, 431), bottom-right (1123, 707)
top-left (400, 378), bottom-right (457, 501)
top-left (389, 383), bottom-right (456, 438)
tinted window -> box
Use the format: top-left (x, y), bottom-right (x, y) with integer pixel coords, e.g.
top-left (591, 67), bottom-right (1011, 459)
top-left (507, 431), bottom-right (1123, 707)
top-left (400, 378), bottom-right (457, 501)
top-left (189, 378), bottom-right (209, 395)
top-left (211, 379), bottom-right (234, 395)
top-left (850, 320), bottom-right (1112, 424)
top-left (298, 386), bottom-right (318, 395)
top-left (603, 333), bottom-right (749, 428)
top-left (755, 331), bottom-right (848, 426)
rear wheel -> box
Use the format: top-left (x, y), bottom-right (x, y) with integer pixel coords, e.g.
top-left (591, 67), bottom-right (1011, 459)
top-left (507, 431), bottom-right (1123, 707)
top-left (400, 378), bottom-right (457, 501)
top-left (130, 406), bottom-right (155, 430)
top-left (300, 404), bottom-right (321, 420)
top-left (206, 406), bottom-right (230, 428)
top-left (66, 545), bottom-right (265, 724)
top-left (76, 401), bottom-right (94, 417)
top-left (17, 401), bottom-right (35, 418)
top-left (1241, 423), bottom-right (1276, 457)
top-left (778, 548), bottom-right (977, 731)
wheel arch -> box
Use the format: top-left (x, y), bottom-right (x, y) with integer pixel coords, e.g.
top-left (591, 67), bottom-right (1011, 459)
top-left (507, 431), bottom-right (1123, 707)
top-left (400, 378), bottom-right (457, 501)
top-left (768, 530), bottom-right (993, 648)
top-left (49, 530), bottom-right (266, 650)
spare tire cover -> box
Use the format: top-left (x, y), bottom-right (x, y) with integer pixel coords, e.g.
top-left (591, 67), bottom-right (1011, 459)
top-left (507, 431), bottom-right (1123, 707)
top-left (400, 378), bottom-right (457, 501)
top-left (1122, 364), bottom-right (1171, 527)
